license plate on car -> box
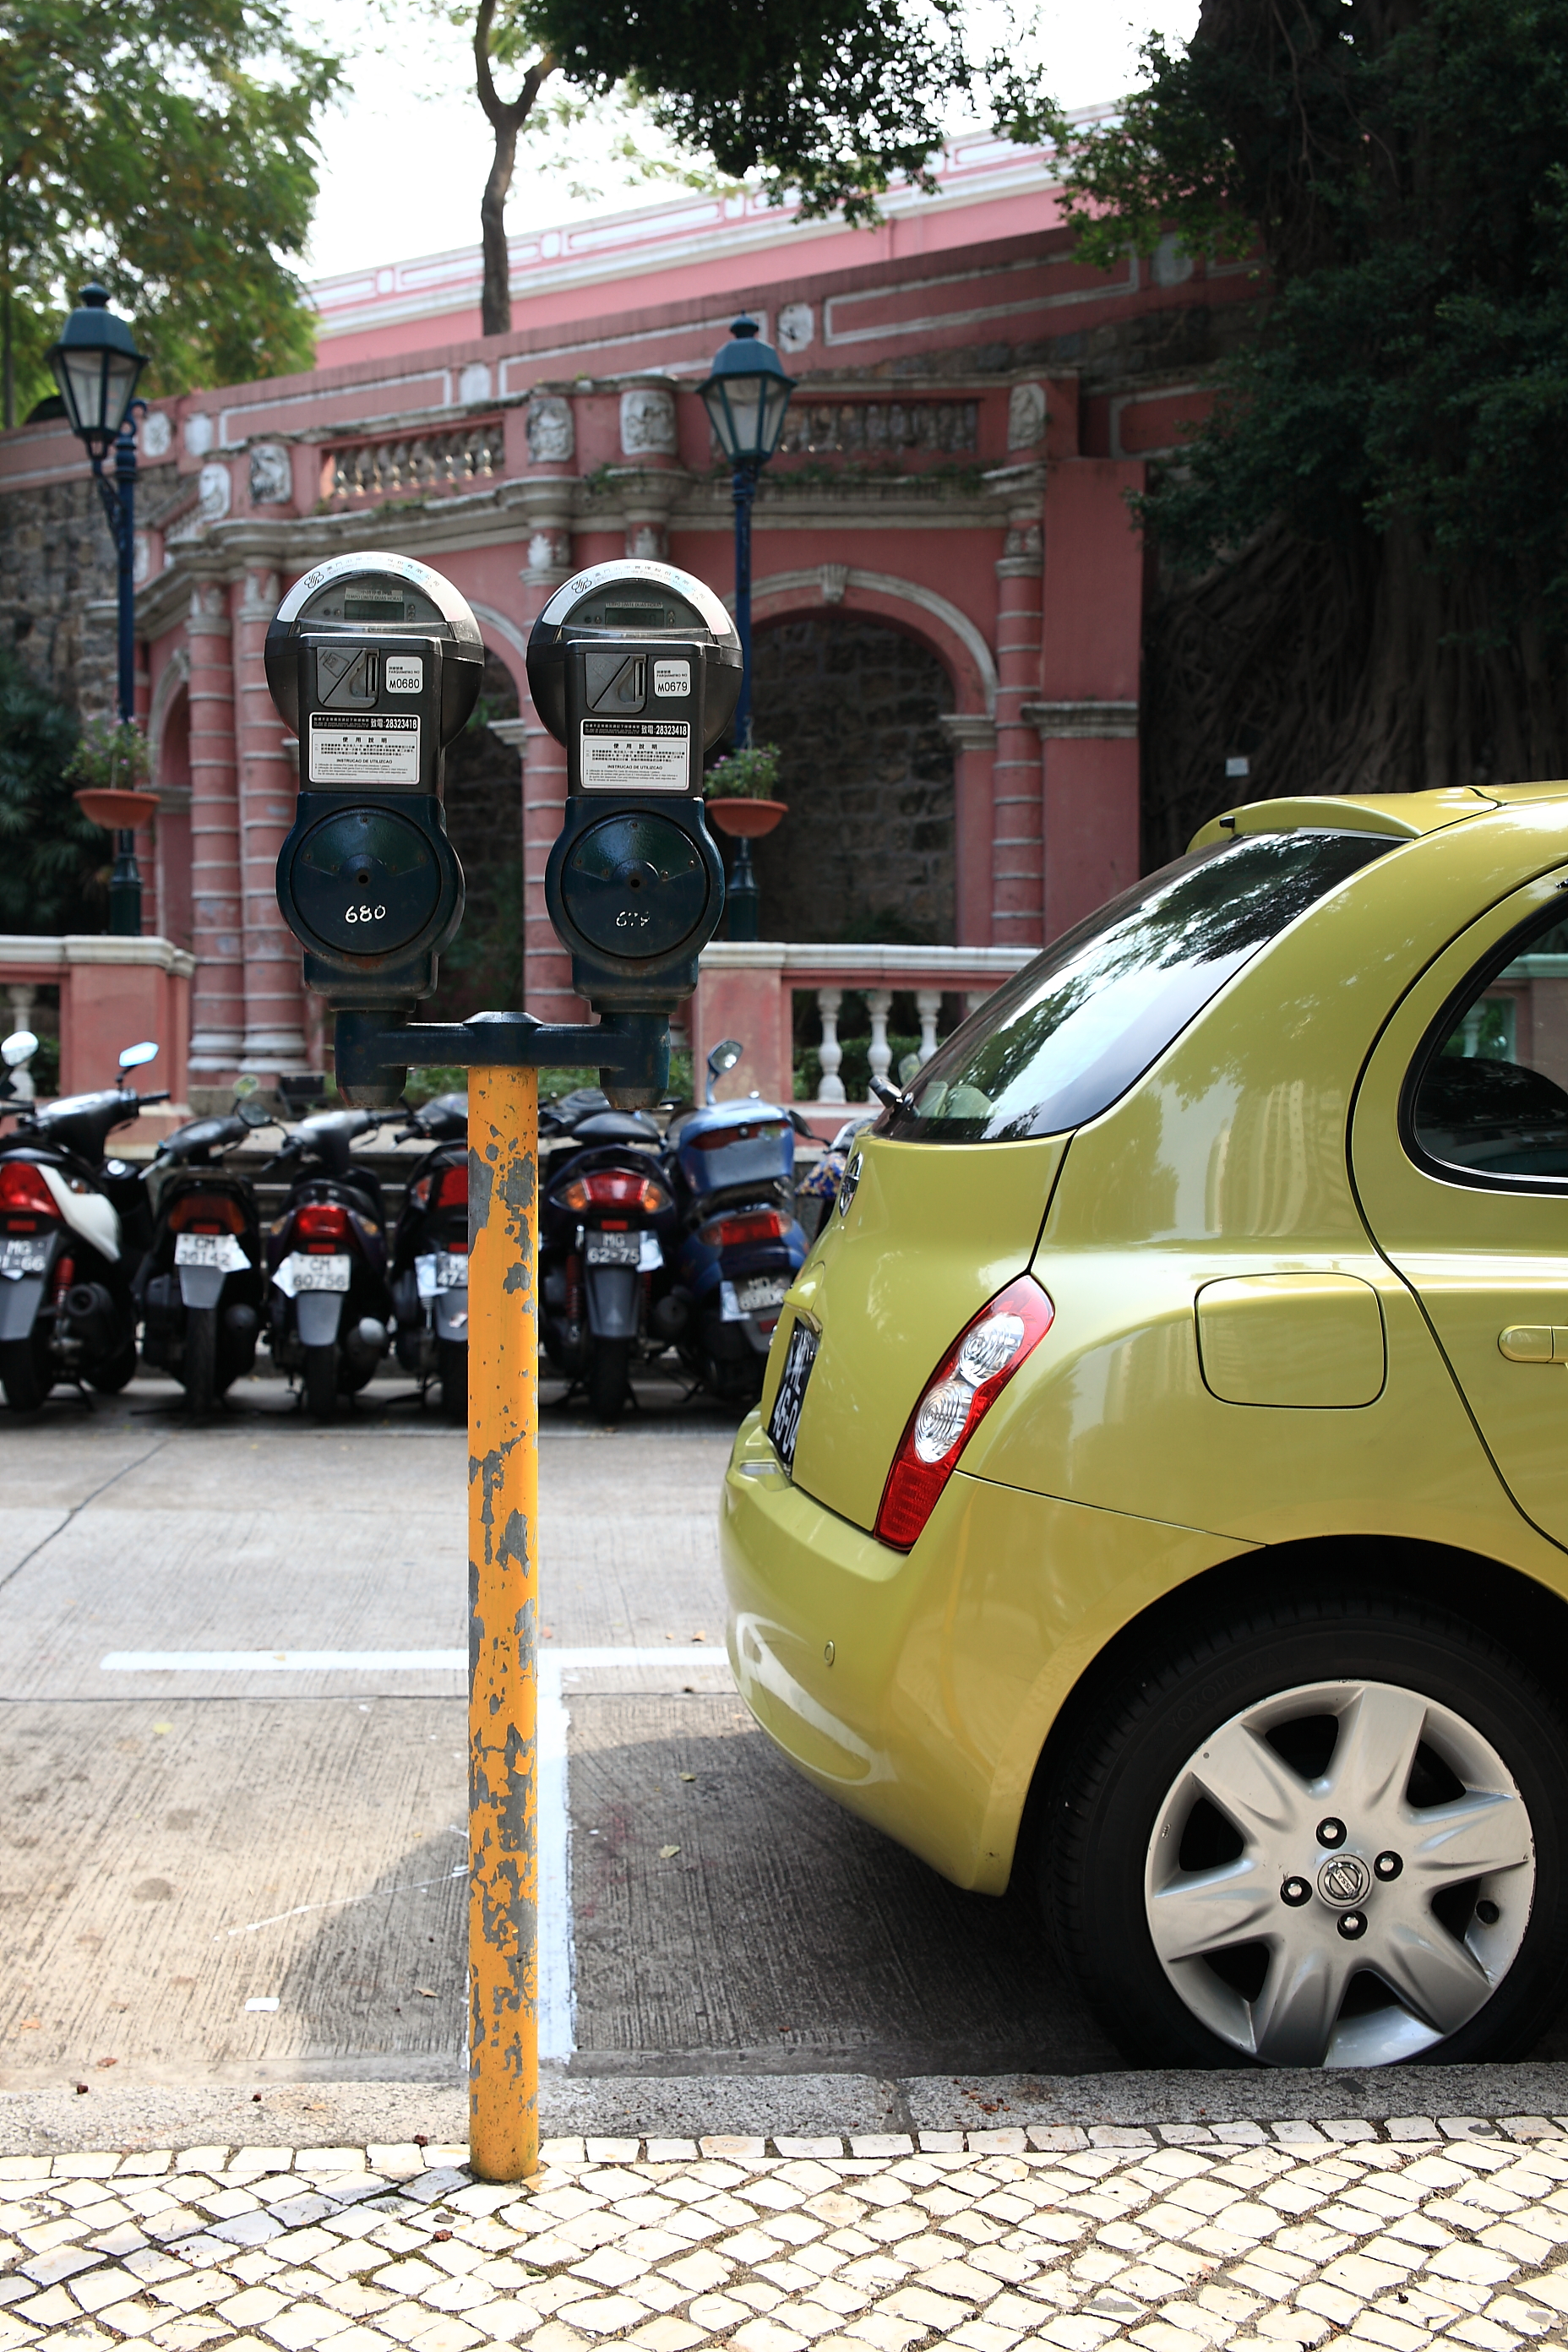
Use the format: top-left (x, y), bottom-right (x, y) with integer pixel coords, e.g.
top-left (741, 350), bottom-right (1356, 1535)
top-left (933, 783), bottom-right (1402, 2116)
top-left (0, 1236), bottom-right (48, 1279)
top-left (587, 1231), bottom-right (641, 1266)
top-left (736, 1275), bottom-right (787, 1315)
top-left (768, 1318), bottom-right (819, 1473)
top-left (289, 1252), bottom-right (351, 1293)
top-left (174, 1233), bottom-right (248, 1272)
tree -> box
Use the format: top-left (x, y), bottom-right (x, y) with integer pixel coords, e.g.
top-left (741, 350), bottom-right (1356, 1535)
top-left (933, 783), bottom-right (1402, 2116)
top-left (0, 0), bottom-right (342, 426)
top-left (0, 648), bottom-right (109, 931)
top-left (460, 0), bottom-right (1048, 336)
top-left (1059, 0), bottom-right (1568, 808)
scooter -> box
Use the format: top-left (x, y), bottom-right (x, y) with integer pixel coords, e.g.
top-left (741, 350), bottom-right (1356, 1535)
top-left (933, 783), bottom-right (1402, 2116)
top-left (389, 1092), bottom-right (469, 1422)
top-left (538, 1092), bottom-right (678, 1419)
top-left (262, 1106), bottom-right (395, 1420)
top-left (662, 1039), bottom-right (810, 1407)
top-left (0, 1035), bottom-right (167, 1412)
top-left (137, 1083), bottom-right (272, 1413)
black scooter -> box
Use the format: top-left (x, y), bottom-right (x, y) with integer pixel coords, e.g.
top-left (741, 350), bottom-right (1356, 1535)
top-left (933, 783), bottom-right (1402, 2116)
top-left (137, 1085), bottom-right (272, 1413)
top-left (538, 1088), bottom-right (678, 1419)
top-left (262, 1107), bottom-right (395, 1420)
top-left (389, 1092), bottom-right (469, 1422)
top-left (0, 1035), bottom-right (168, 1411)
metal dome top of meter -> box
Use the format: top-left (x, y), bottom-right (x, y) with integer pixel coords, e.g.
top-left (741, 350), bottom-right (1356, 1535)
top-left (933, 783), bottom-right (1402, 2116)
top-left (527, 560), bottom-right (741, 753)
top-left (264, 552), bottom-right (486, 740)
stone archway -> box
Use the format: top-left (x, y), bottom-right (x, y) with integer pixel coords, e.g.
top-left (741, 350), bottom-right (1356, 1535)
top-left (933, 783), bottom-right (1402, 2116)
top-left (747, 612), bottom-right (956, 944)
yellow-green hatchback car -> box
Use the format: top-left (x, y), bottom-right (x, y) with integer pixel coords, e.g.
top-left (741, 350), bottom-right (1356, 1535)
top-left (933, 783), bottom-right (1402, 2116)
top-left (722, 785), bottom-right (1568, 2070)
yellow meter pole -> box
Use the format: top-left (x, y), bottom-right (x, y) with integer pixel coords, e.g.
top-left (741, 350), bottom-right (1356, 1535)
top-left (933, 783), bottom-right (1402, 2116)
top-left (467, 1061), bottom-right (540, 2181)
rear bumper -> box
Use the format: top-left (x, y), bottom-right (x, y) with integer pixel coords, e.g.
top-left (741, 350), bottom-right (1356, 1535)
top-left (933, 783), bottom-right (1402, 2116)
top-left (720, 1412), bottom-right (1250, 1893)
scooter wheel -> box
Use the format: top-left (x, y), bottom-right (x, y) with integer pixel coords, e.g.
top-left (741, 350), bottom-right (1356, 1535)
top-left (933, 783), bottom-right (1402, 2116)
top-left (183, 1306), bottom-right (218, 1417)
top-left (438, 1339), bottom-right (466, 1425)
top-left (0, 1332), bottom-right (51, 1413)
top-left (88, 1339), bottom-right (137, 1395)
top-left (587, 1338), bottom-right (631, 1423)
top-left (302, 1342), bottom-right (339, 1421)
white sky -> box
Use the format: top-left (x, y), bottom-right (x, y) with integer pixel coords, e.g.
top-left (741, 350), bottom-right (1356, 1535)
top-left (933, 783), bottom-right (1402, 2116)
top-left (299, 1), bottom-right (1200, 284)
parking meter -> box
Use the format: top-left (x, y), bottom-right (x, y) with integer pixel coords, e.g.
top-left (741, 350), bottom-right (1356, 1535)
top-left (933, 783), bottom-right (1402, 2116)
top-left (528, 560), bottom-right (736, 1100)
top-left (266, 553), bottom-right (482, 1101)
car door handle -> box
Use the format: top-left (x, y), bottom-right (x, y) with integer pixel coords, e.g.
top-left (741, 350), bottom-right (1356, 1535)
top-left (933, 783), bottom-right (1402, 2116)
top-left (1499, 1325), bottom-right (1568, 1363)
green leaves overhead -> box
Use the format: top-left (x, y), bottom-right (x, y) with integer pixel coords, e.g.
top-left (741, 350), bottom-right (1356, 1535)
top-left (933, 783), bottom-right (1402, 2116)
top-left (0, 0), bottom-right (341, 418)
top-left (0, 650), bottom-right (108, 932)
top-left (514, 0), bottom-right (1053, 226)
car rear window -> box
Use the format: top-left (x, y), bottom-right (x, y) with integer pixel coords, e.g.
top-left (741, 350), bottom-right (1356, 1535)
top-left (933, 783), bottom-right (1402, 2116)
top-left (881, 829), bottom-right (1400, 1145)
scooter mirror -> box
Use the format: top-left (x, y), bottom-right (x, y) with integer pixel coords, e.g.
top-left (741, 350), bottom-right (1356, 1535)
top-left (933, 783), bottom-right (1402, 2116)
top-left (238, 1097), bottom-right (271, 1129)
top-left (708, 1040), bottom-right (743, 1076)
top-left (2, 1032), bottom-right (37, 1070)
top-left (118, 1040), bottom-right (159, 1071)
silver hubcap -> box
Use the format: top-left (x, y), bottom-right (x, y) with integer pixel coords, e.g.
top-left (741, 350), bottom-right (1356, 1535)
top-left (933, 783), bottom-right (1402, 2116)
top-left (1144, 1678), bottom-right (1535, 2066)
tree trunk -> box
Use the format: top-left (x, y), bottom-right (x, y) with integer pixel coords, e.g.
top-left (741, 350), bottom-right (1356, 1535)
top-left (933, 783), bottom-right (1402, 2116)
top-left (480, 117), bottom-right (518, 337)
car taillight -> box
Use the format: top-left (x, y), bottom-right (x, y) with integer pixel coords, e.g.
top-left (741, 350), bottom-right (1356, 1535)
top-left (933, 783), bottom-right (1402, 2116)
top-left (874, 1276), bottom-right (1054, 1553)
top-left (701, 1208), bottom-right (787, 1249)
top-left (433, 1162), bottom-right (468, 1211)
top-left (295, 1201), bottom-right (350, 1247)
top-left (0, 1163), bottom-right (59, 1221)
top-left (558, 1169), bottom-right (669, 1214)
top-left (168, 1192), bottom-right (245, 1234)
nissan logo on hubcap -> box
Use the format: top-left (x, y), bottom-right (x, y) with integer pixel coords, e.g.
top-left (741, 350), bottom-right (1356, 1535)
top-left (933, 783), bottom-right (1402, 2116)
top-left (1317, 1853), bottom-right (1372, 1908)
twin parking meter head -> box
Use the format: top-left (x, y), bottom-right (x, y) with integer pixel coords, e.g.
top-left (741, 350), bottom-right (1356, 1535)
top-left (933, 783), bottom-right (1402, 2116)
top-left (266, 553), bottom-right (483, 1102)
top-left (530, 560), bottom-right (736, 1101)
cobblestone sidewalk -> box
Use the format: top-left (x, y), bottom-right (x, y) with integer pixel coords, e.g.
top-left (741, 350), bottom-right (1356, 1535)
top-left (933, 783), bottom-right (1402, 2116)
top-left (8, 2114), bottom-right (1568, 2352)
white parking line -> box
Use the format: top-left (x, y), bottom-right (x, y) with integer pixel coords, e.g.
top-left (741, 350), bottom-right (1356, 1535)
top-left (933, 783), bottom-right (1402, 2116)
top-left (100, 1642), bottom-right (731, 2061)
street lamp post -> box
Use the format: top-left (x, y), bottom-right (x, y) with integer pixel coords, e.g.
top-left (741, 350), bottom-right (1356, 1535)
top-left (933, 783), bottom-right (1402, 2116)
top-left (698, 318), bottom-right (796, 937)
top-left (46, 286), bottom-right (150, 936)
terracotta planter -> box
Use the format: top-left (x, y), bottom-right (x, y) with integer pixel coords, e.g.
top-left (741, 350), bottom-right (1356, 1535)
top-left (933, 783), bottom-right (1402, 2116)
top-left (74, 787), bottom-right (160, 830)
top-left (705, 797), bottom-right (787, 840)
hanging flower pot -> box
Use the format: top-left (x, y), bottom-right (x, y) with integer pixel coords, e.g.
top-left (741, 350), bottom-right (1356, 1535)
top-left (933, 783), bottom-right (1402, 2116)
top-left (705, 797), bottom-right (787, 840)
top-left (74, 786), bottom-right (160, 830)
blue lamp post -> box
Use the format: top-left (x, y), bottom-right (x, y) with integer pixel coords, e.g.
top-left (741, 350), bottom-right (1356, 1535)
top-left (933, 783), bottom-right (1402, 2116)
top-left (46, 286), bottom-right (150, 935)
top-left (698, 317), bottom-right (797, 750)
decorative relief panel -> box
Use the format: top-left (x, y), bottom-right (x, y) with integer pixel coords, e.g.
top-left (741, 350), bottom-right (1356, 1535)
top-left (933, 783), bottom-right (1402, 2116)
top-left (525, 395), bottom-right (574, 465)
top-left (1007, 381), bottom-right (1047, 451)
top-left (248, 444), bottom-right (291, 504)
top-left (198, 462), bottom-right (231, 522)
top-left (779, 400), bottom-right (977, 457)
top-left (619, 385), bottom-right (677, 456)
top-left (140, 411), bottom-right (172, 460)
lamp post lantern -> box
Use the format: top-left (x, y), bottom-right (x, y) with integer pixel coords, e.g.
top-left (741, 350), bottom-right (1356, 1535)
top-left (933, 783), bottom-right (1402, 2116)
top-left (47, 285), bottom-right (151, 935)
top-left (698, 317), bottom-right (796, 937)
top-left (699, 317), bottom-right (796, 749)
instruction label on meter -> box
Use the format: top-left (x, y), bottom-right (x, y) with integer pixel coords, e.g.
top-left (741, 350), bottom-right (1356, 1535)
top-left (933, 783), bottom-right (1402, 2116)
top-left (308, 712), bottom-right (420, 785)
top-left (580, 718), bottom-right (690, 792)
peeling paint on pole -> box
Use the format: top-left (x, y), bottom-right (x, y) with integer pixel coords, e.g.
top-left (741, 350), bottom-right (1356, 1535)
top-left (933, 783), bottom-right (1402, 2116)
top-left (467, 1064), bottom-right (540, 2182)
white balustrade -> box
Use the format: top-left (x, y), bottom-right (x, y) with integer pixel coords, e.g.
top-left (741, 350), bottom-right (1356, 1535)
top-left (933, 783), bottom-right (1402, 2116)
top-left (865, 990), bottom-right (894, 1102)
top-left (815, 988), bottom-right (846, 1104)
top-left (915, 988), bottom-right (942, 1064)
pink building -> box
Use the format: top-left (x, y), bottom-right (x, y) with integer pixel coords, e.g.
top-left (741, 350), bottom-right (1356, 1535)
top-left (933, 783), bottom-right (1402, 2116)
top-left (0, 132), bottom-right (1251, 1096)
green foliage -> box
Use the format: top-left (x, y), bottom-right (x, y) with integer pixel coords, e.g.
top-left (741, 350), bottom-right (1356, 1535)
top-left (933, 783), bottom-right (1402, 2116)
top-left (0, 0), bottom-right (342, 420)
top-left (702, 742), bottom-right (781, 800)
top-left (63, 714), bottom-right (151, 791)
top-left (0, 650), bottom-right (109, 929)
top-left (484, 0), bottom-right (1054, 226)
top-left (1060, 0), bottom-right (1568, 634)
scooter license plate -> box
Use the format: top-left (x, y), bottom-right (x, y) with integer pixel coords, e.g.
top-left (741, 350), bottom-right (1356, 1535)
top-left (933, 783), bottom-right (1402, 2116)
top-left (416, 1250), bottom-right (469, 1295)
top-left (735, 1275), bottom-right (787, 1315)
top-left (290, 1253), bottom-right (351, 1293)
top-left (0, 1236), bottom-right (48, 1279)
top-left (586, 1231), bottom-right (641, 1267)
top-left (174, 1233), bottom-right (248, 1272)
top-left (768, 1318), bottom-right (819, 1473)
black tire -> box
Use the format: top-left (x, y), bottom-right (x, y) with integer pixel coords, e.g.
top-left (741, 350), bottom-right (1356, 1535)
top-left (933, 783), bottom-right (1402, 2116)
top-left (587, 1337), bottom-right (631, 1422)
top-left (1039, 1586), bottom-right (1568, 2069)
top-left (183, 1306), bottom-right (218, 1416)
top-left (302, 1342), bottom-right (339, 1421)
top-left (0, 1331), bottom-right (50, 1412)
top-left (438, 1339), bottom-right (466, 1425)
top-left (88, 1337), bottom-right (137, 1394)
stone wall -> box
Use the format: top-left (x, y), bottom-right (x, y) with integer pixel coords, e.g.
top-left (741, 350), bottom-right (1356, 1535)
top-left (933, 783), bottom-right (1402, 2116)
top-left (747, 613), bottom-right (956, 945)
top-left (0, 460), bottom-right (178, 718)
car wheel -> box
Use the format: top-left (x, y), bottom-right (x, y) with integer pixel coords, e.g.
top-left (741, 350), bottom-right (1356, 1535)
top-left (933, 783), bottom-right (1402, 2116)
top-left (1040, 1589), bottom-right (1568, 2067)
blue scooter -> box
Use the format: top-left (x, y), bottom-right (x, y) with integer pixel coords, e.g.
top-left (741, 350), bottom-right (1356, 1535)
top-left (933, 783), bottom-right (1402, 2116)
top-left (662, 1040), bottom-right (810, 1407)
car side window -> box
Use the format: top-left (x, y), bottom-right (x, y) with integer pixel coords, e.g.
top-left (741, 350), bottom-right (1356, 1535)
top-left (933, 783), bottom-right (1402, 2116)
top-left (1407, 901), bottom-right (1568, 1186)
